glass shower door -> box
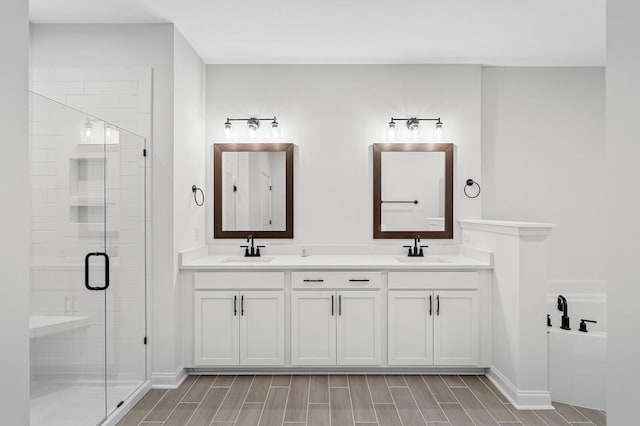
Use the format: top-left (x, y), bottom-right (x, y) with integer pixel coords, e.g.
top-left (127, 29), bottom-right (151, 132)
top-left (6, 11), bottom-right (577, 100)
top-left (30, 92), bottom-right (147, 425)
top-left (29, 93), bottom-right (108, 426)
top-left (104, 126), bottom-right (147, 413)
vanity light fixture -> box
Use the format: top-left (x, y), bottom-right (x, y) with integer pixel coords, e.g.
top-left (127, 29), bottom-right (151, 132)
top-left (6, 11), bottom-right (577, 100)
top-left (271, 117), bottom-right (280, 139)
top-left (84, 119), bottom-right (93, 139)
top-left (435, 119), bottom-right (443, 138)
top-left (224, 119), bottom-right (232, 140)
top-left (223, 116), bottom-right (281, 141)
top-left (387, 119), bottom-right (397, 139)
top-left (247, 117), bottom-right (260, 138)
top-left (387, 117), bottom-right (444, 140)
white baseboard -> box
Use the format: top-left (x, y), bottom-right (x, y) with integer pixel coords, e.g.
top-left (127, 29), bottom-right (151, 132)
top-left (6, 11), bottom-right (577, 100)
top-left (151, 367), bottom-right (188, 389)
top-left (188, 367), bottom-right (485, 375)
top-left (102, 381), bottom-right (151, 426)
top-left (487, 367), bottom-right (553, 410)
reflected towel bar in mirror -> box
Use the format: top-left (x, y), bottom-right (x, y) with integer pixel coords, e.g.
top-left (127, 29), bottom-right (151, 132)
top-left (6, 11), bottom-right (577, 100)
top-left (381, 200), bottom-right (419, 204)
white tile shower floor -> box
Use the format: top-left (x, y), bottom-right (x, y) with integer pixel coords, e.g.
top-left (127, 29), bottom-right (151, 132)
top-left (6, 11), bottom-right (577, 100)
top-left (30, 381), bottom-right (142, 426)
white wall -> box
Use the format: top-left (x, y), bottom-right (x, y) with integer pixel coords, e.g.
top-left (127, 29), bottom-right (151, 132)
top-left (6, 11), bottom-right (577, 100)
top-left (206, 65), bottom-right (482, 245)
top-left (173, 28), bottom-right (206, 373)
top-left (30, 24), bottom-right (181, 379)
top-left (174, 29), bottom-right (206, 251)
top-left (481, 67), bottom-right (605, 282)
top-left (0, 0), bottom-right (30, 423)
top-left (460, 220), bottom-right (554, 409)
top-left (607, 1), bottom-right (640, 423)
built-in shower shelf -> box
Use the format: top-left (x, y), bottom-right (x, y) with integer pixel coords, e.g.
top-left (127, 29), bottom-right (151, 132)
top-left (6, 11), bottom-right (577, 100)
top-left (69, 196), bottom-right (116, 207)
top-left (29, 315), bottom-right (90, 339)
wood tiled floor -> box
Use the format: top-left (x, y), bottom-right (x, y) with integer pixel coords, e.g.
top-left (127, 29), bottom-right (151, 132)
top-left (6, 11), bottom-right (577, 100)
top-left (117, 375), bottom-right (606, 426)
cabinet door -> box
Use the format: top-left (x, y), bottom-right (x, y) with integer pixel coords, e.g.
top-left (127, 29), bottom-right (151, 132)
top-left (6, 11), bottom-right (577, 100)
top-left (336, 291), bottom-right (382, 365)
top-left (388, 291), bottom-right (434, 365)
top-left (291, 291), bottom-right (336, 365)
top-left (194, 291), bottom-right (239, 366)
top-left (433, 291), bottom-right (478, 366)
top-left (239, 291), bottom-right (285, 365)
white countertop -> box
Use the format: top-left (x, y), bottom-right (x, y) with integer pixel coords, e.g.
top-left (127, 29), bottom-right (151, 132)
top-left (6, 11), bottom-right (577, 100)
top-left (180, 254), bottom-right (492, 271)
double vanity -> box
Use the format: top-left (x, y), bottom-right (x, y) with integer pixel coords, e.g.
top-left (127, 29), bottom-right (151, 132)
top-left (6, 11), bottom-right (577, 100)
top-left (182, 141), bottom-right (555, 408)
top-left (180, 250), bottom-right (492, 372)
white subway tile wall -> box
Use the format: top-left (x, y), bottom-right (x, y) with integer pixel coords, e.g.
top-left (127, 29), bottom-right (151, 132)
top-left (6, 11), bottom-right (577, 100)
top-left (31, 67), bottom-right (151, 139)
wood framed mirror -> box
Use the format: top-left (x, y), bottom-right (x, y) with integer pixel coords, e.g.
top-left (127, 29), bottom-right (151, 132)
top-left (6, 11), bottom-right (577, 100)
top-left (214, 143), bottom-right (294, 238)
top-left (373, 143), bottom-right (453, 239)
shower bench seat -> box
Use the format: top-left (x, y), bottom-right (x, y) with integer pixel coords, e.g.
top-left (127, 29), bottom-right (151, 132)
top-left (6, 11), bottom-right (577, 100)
top-left (29, 315), bottom-right (90, 339)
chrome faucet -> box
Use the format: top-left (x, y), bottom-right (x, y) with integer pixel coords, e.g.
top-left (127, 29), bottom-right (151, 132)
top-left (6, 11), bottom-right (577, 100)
top-left (557, 295), bottom-right (570, 330)
top-left (403, 235), bottom-right (428, 257)
top-left (241, 235), bottom-right (264, 257)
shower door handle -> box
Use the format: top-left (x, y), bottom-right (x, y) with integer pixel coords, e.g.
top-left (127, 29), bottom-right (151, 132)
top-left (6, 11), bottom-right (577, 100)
top-left (85, 252), bottom-right (110, 291)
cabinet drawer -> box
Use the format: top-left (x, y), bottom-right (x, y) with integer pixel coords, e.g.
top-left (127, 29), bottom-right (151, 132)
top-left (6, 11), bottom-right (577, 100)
top-left (292, 271), bottom-right (381, 289)
top-left (388, 271), bottom-right (478, 290)
top-left (194, 272), bottom-right (285, 290)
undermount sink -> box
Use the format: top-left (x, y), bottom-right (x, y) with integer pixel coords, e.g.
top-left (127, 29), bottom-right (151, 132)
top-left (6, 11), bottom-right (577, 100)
top-left (219, 256), bottom-right (274, 263)
top-left (395, 256), bottom-right (450, 263)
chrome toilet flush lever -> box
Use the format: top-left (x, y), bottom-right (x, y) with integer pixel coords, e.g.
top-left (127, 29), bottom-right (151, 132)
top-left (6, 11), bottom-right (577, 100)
top-left (241, 235), bottom-right (265, 257)
top-left (403, 235), bottom-right (428, 257)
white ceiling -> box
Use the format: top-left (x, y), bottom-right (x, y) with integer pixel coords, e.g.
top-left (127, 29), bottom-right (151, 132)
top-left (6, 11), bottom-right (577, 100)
top-left (29, 0), bottom-right (606, 66)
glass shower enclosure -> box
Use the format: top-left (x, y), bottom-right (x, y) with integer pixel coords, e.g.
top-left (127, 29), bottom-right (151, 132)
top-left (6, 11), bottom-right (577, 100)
top-left (29, 92), bottom-right (147, 425)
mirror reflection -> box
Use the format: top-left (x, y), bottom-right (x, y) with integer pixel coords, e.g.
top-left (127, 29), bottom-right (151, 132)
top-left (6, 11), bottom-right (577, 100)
top-left (381, 151), bottom-right (445, 232)
top-left (214, 143), bottom-right (293, 239)
top-left (221, 151), bottom-right (286, 231)
top-left (373, 143), bottom-right (453, 239)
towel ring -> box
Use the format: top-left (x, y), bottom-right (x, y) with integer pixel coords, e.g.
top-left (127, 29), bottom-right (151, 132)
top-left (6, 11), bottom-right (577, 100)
top-left (192, 185), bottom-right (204, 206)
top-left (464, 179), bottom-right (481, 198)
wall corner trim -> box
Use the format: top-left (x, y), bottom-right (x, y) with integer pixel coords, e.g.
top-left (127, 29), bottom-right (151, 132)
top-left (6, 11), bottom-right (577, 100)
top-left (151, 367), bottom-right (188, 389)
top-left (459, 219), bottom-right (555, 239)
top-left (487, 367), bottom-right (553, 410)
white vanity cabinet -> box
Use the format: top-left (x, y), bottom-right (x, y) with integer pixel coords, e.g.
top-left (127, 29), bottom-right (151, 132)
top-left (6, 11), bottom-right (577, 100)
top-left (194, 291), bottom-right (239, 365)
top-left (290, 291), bottom-right (336, 365)
top-left (183, 260), bottom-right (491, 371)
top-left (336, 290), bottom-right (382, 365)
top-left (388, 272), bottom-right (482, 367)
top-left (433, 291), bottom-right (478, 365)
top-left (193, 272), bottom-right (285, 367)
top-left (388, 291), bottom-right (434, 365)
top-left (291, 272), bottom-right (382, 366)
